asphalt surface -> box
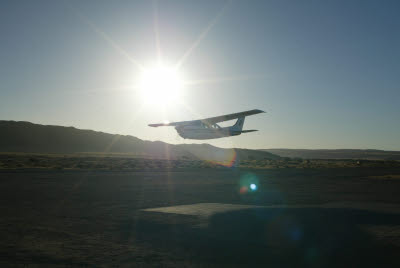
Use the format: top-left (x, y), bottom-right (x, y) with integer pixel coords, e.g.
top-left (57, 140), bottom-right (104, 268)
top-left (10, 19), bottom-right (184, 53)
top-left (1, 168), bottom-right (400, 267)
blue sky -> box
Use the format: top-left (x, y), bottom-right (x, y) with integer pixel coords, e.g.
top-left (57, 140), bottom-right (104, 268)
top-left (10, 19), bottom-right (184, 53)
top-left (1, 0), bottom-right (399, 150)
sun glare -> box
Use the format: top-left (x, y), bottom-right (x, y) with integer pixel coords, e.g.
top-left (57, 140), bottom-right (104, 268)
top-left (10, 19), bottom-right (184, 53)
top-left (139, 65), bottom-right (183, 105)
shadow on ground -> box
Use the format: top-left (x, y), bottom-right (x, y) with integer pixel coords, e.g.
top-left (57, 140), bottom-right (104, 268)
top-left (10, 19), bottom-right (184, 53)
top-left (134, 207), bottom-right (400, 267)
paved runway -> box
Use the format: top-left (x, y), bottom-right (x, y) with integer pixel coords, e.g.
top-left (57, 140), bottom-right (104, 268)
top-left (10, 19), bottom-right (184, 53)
top-left (1, 169), bottom-right (400, 267)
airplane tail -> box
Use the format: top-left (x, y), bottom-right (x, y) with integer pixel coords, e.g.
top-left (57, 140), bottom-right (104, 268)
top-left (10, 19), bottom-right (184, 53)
top-left (230, 117), bottom-right (259, 135)
top-left (232, 117), bottom-right (245, 131)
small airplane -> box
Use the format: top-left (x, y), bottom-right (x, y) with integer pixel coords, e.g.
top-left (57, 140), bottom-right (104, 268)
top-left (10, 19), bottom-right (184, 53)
top-left (149, 109), bottom-right (265, 140)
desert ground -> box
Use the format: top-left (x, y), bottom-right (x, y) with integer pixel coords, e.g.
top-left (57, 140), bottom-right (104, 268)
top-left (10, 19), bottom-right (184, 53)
top-left (1, 159), bottom-right (400, 267)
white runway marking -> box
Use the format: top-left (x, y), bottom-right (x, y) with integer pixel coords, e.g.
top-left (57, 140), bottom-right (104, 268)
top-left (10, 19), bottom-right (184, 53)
top-left (142, 203), bottom-right (266, 217)
top-left (142, 202), bottom-right (400, 217)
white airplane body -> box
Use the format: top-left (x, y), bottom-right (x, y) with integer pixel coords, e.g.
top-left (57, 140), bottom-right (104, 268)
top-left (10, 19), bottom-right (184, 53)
top-left (149, 109), bottom-right (265, 140)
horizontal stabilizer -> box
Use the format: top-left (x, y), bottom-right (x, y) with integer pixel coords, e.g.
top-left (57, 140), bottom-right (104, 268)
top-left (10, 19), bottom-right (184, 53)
top-left (240, 130), bottom-right (258, 133)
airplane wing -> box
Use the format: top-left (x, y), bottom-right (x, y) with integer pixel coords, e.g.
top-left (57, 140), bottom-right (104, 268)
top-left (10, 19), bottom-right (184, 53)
top-left (201, 109), bottom-right (265, 124)
top-left (148, 120), bottom-right (196, 127)
top-left (148, 109), bottom-right (265, 127)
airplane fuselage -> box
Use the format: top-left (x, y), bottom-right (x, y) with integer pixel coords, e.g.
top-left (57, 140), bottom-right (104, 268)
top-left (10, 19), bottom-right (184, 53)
top-left (175, 125), bottom-right (240, 140)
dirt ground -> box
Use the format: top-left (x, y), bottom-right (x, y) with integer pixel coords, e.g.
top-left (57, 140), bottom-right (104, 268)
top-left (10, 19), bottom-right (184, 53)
top-left (1, 167), bottom-right (400, 267)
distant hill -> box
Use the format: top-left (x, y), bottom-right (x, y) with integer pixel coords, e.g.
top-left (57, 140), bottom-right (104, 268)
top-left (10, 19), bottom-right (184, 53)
top-left (263, 149), bottom-right (400, 160)
top-left (176, 143), bottom-right (280, 163)
top-left (0, 120), bottom-right (280, 162)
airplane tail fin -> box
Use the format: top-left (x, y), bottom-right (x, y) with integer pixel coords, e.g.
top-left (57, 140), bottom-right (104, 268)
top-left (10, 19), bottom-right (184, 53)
top-left (231, 117), bottom-right (259, 135)
top-left (232, 117), bottom-right (245, 131)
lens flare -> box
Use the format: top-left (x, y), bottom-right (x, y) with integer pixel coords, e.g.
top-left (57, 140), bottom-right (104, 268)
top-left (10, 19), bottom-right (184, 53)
top-left (239, 173), bottom-right (259, 195)
top-left (210, 150), bottom-right (237, 167)
top-left (239, 186), bottom-right (248, 194)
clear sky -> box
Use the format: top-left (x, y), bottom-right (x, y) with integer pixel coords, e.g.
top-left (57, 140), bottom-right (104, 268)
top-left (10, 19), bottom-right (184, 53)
top-left (1, 0), bottom-right (399, 150)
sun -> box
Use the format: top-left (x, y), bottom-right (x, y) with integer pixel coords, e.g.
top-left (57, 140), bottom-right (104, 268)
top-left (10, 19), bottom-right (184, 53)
top-left (139, 65), bottom-right (183, 106)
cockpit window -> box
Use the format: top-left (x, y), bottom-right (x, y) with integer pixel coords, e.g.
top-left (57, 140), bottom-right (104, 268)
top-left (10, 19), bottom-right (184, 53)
top-left (201, 123), bottom-right (220, 129)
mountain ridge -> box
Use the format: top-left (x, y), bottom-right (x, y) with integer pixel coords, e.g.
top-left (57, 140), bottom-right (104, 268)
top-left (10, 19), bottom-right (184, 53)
top-left (2, 120), bottom-right (398, 161)
top-left (0, 120), bottom-right (280, 162)
top-left (262, 148), bottom-right (400, 160)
